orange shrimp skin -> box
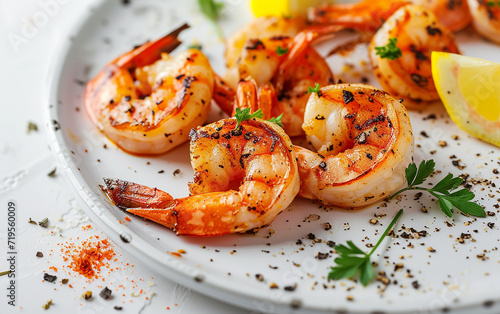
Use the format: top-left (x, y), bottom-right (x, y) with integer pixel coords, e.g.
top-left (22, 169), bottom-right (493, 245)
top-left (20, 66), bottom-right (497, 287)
top-left (298, 84), bottom-right (414, 208)
top-left (101, 118), bottom-right (299, 237)
top-left (84, 24), bottom-right (216, 155)
top-left (307, 0), bottom-right (410, 33)
top-left (85, 24), bottom-right (189, 126)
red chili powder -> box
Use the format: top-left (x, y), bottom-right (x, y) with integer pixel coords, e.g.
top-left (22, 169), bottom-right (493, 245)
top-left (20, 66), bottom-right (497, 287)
top-left (62, 238), bottom-right (115, 279)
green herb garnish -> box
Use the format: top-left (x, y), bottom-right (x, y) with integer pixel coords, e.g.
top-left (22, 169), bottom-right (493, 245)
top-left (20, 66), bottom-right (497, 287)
top-left (276, 46), bottom-right (289, 56)
top-left (28, 121), bottom-right (38, 133)
top-left (0, 270), bottom-right (11, 276)
top-left (42, 299), bottom-right (53, 310)
top-left (307, 83), bottom-right (320, 94)
top-left (268, 113), bottom-right (284, 127)
top-left (39, 218), bottom-right (49, 228)
top-left (328, 209), bottom-right (403, 286)
top-left (234, 108), bottom-right (263, 131)
top-left (188, 43), bottom-right (203, 50)
top-left (234, 108), bottom-right (284, 130)
top-left (197, 0), bottom-right (224, 40)
top-left (375, 37), bottom-right (402, 60)
top-left (28, 218), bottom-right (37, 225)
top-left (487, 1), bottom-right (499, 7)
top-left (389, 160), bottom-right (485, 217)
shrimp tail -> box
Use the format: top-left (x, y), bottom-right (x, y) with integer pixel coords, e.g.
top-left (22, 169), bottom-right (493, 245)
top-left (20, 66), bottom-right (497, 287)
top-left (101, 178), bottom-right (178, 230)
top-left (212, 74), bottom-right (237, 116)
top-left (257, 83), bottom-right (279, 120)
top-left (235, 78), bottom-right (260, 116)
top-left (307, 0), bottom-right (409, 32)
top-left (273, 25), bottom-right (343, 94)
top-left (85, 23), bottom-right (191, 125)
top-left (232, 78), bottom-right (279, 120)
top-left (115, 23), bottom-right (190, 69)
top-left (101, 178), bottom-right (174, 209)
top-left (126, 208), bottom-right (178, 230)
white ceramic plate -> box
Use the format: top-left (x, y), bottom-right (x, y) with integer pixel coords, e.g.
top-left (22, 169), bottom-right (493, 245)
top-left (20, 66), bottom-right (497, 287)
top-left (46, 0), bottom-right (500, 313)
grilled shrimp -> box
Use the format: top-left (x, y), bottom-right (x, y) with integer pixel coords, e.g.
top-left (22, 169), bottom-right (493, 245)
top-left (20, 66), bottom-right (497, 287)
top-left (225, 15), bottom-right (305, 74)
top-left (468, 0), bottom-right (500, 44)
top-left (102, 118), bottom-right (300, 236)
top-left (296, 84), bottom-right (414, 208)
top-left (231, 78), bottom-right (279, 121)
top-left (410, 0), bottom-right (471, 31)
top-left (307, 0), bottom-right (410, 34)
top-left (222, 17), bottom-right (336, 136)
top-left (369, 5), bottom-right (460, 108)
top-left (85, 24), bottom-right (215, 154)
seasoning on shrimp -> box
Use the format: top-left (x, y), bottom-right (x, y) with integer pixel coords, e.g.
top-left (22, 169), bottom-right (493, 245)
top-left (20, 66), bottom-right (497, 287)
top-left (221, 16), bottom-right (335, 136)
top-left (369, 5), bottom-right (460, 108)
top-left (296, 84), bottom-right (414, 208)
top-left (84, 23), bottom-right (216, 155)
top-left (307, 0), bottom-right (410, 33)
top-left (410, 0), bottom-right (472, 31)
top-left (101, 118), bottom-right (300, 236)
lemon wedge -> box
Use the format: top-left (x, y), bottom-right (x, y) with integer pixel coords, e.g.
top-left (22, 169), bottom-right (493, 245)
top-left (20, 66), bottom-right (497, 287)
top-left (250, 0), bottom-right (334, 17)
top-left (432, 52), bottom-right (500, 147)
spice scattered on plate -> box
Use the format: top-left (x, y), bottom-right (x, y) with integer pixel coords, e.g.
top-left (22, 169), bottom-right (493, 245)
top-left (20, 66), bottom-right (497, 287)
top-left (39, 218), bottom-right (49, 228)
top-left (43, 273), bottom-right (57, 283)
top-left (82, 291), bottom-right (92, 300)
top-left (99, 287), bottom-right (112, 300)
top-left (63, 238), bottom-right (115, 279)
top-left (27, 121), bottom-right (38, 133)
top-left (36, 252), bottom-right (44, 258)
top-left (47, 168), bottom-right (57, 177)
top-left (42, 299), bottom-right (53, 310)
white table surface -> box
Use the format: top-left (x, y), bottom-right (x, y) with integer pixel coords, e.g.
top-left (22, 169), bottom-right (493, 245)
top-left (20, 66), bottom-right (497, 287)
top-left (0, 0), bottom-right (249, 313)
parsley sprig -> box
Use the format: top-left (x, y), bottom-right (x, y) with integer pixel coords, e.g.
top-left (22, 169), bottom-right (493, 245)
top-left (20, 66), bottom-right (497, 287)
top-left (276, 46), bottom-right (289, 56)
top-left (198, 0), bottom-right (224, 40)
top-left (375, 37), bottom-right (402, 60)
top-left (268, 113), bottom-right (284, 127)
top-left (234, 108), bottom-right (283, 130)
top-left (487, 1), bottom-right (499, 7)
top-left (389, 160), bottom-right (485, 217)
top-left (308, 83), bottom-right (320, 94)
top-left (329, 209), bottom-right (403, 286)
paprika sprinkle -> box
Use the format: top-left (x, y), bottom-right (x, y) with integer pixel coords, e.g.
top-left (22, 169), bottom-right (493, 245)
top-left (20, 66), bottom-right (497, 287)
top-left (62, 238), bottom-right (115, 279)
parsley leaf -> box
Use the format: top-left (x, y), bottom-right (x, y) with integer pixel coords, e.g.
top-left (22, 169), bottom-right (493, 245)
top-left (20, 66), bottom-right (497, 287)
top-left (188, 43), bottom-right (203, 50)
top-left (328, 209), bottom-right (403, 286)
top-left (487, 1), bottom-right (499, 6)
top-left (276, 46), bottom-right (289, 56)
top-left (234, 109), bottom-right (284, 130)
top-left (375, 37), bottom-right (402, 60)
top-left (27, 121), bottom-right (38, 133)
top-left (197, 0), bottom-right (224, 40)
top-left (234, 108), bottom-right (263, 131)
top-left (307, 83), bottom-right (320, 94)
top-left (389, 160), bottom-right (485, 218)
top-left (268, 113), bottom-right (284, 127)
